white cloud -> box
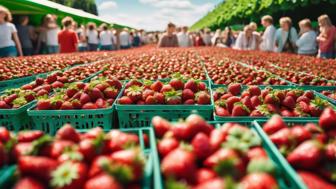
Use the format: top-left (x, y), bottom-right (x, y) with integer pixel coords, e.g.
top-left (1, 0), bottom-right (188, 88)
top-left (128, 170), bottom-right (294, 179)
top-left (98, 0), bottom-right (215, 31)
top-left (98, 1), bottom-right (118, 12)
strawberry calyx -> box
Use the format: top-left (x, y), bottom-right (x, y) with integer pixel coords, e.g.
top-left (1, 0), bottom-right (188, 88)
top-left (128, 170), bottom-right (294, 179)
top-left (12, 97), bottom-right (28, 107)
top-left (233, 102), bottom-right (251, 114)
top-left (311, 97), bottom-right (329, 109)
top-left (165, 177), bottom-right (190, 189)
top-left (256, 105), bottom-right (272, 116)
top-left (247, 158), bottom-right (276, 175)
top-left (62, 146), bottom-right (83, 161)
top-left (27, 135), bottom-right (53, 155)
top-left (51, 162), bottom-right (79, 188)
top-left (164, 90), bottom-right (182, 101)
top-left (99, 157), bottom-right (134, 184)
top-left (216, 99), bottom-right (227, 108)
top-left (214, 158), bottom-right (240, 178)
top-left (224, 127), bottom-right (261, 153)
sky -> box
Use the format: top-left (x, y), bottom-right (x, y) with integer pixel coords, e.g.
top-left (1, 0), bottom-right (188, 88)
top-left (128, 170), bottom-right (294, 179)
top-left (95, 0), bottom-right (222, 31)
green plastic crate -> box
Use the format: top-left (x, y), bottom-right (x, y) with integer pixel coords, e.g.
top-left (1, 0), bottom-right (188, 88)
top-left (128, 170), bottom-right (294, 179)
top-left (252, 120), bottom-right (322, 189)
top-left (116, 80), bottom-right (214, 128)
top-left (0, 75), bottom-right (37, 92)
top-left (27, 105), bottom-right (115, 135)
top-left (213, 85), bottom-right (336, 122)
top-left (0, 127), bottom-right (160, 189)
top-left (0, 101), bottom-right (35, 131)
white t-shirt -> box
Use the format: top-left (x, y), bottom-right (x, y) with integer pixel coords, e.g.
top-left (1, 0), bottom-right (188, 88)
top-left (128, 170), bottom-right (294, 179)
top-left (234, 32), bottom-right (258, 50)
top-left (119, 31), bottom-right (130, 46)
top-left (46, 28), bottom-right (59, 46)
top-left (296, 30), bottom-right (317, 55)
top-left (99, 30), bottom-right (113, 45)
top-left (87, 30), bottom-right (99, 44)
top-left (260, 25), bottom-right (276, 51)
top-left (0, 22), bottom-right (17, 48)
top-left (177, 32), bottom-right (191, 47)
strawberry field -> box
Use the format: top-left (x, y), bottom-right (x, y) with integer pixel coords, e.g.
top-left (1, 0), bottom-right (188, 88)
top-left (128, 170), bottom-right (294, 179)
top-left (1, 46), bottom-right (336, 189)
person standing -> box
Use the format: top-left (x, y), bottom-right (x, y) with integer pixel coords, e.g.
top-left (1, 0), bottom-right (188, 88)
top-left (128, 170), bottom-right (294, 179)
top-left (177, 26), bottom-right (191, 47)
top-left (99, 24), bottom-right (113, 51)
top-left (296, 19), bottom-right (317, 56)
top-left (57, 17), bottom-right (78, 53)
top-left (222, 27), bottom-right (235, 48)
top-left (0, 5), bottom-right (23, 57)
top-left (317, 14), bottom-right (336, 59)
top-left (16, 16), bottom-right (36, 56)
top-left (202, 28), bottom-right (212, 46)
top-left (45, 14), bottom-right (60, 54)
top-left (119, 28), bottom-right (131, 49)
top-left (234, 25), bottom-right (259, 50)
top-left (87, 22), bottom-right (99, 51)
top-left (274, 17), bottom-right (298, 53)
top-left (77, 25), bottom-right (87, 52)
top-left (194, 32), bottom-right (205, 47)
top-left (132, 30), bottom-right (141, 47)
top-left (158, 23), bottom-right (178, 48)
top-left (260, 15), bottom-right (276, 52)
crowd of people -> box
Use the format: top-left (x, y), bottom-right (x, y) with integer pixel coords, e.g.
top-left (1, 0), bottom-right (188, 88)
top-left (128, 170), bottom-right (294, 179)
top-left (0, 5), bottom-right (147, 57)
top-left (158, 14), bottom-right (336, 59)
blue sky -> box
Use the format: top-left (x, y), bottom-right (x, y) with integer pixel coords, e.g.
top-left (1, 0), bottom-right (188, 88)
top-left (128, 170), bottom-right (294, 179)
top-left (96, 0), bottom-right (222, 30)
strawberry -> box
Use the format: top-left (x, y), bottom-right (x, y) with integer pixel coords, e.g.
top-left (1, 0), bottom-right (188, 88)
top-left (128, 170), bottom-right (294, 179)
top-left (182, 89), bottom-right (195, 101)
top-left (79, 137), bottom-right (105, 163)
top-left (80, 93), bottom-right (91, 105)
top-left (82, 103), bottom-right (98, 109)
top-left (228, 83), bottom-right (241, 96)
top-left (161, 148), bottom-right (197, 184)
top-left (118, 96), bottom-right (133, 104)
top-left (4, 93), bottom-right (18, 104)
top-left (310, 98), bottom-right (329, 117)
top-left (264, 94), bottom-right (279, 105)
top-left (158, 137), bottom-right (179, 157)
top-left (145, 95), bottom-right (157, 104)
top-left (195, 91), bottom-right (210, 105)
top-left (0, 100), bottom-right (10, 109)
top-left (195, 168), bottom-right (217, 185)
top-left (296, 96), bottom-right (311, 103)
top-left (106, 78), bottom-right (122, 90)
top-left (125, 79), bottom-right (142, 89)
top-left (18, 156), bottom-right (58, 182)
top-left (152, 116), bottom-right (171, 137)
top-left (291, 125), bottom-right (312, 144)
top-left (51, 81), bottom-right (64, 89)
top-left (169, 78), bottom-right (184, 90)
top-left (95, 98), bottom-right (108, 108)
top-left (281, 95), bottom-right (296, 109)
top-left (319, 108), bottom-right (336, 130)
top-left (171, 122), bottom-right (195, 141)
top-left (85, 174), bottom-right (123, 189)
top-left (298, 171), bottom-right (336, 189)
top-left (71, 99), bottom-right (82, 109)
top-left (193, 178), bottom-right (225, 189)
top-left (88, 156), bottom-right (110, 177)
top-left (241, 96), bottom-right (253, 110)
top-left (247, 147), bottom-right (268, 160)
top-left (198, 82), bottom-right (207, 91)
top-left (35, 77), bottom-right (45, 86)
top-left (287, 140), bottom-right (323, 169)
top-left (232, 102), bottom-right (250, 116)
top-left (220, 93), bottom-right (233, 100)
top-left (150, 80), bottom-right (163, 92)
top-left (325, 141), bottom-right (336, 160)
top-left (24, 92), bottom-right (35, 102)
top-left (95, 83), bottom-right (109, 92)
top-left (60, 101), bottom-right (73, 110)
top-left (215, 106), bottom-right (230, 117)
top-left (213, 87), bottom-right (226, 101)
top-left (269, 128), bottom-right (293, 147)
top-left (103, 87), bottom-right (119, 99)
top-left (36, 89), bottom-right (48, 97)
top-left (142, 89), bottom-right (155, 100)
top-left (49, 140), bottom-right (76, 159)
top-left (164, 90), bottom-right (182, 105)
top-left (226, 96), bottom-right (240, 113)
top-left (185, 114), bottom-right (213, 136)
top-left (56, 124), bottom-right (80, 143)
top-left (89, 88), bottom-right (104, 101)
top-left (185, 79), bottom-right (199, 93)
top-left (153, 92), bottom-right (165, 104)
top-left (240, 173), bottom-right (278, 189)
top-left (13, 177), bottom-right (46, 189)
top-left (51, 162), bottom-right (87, 189)
top-left (263, 115), bottom-right (286, 135)
top-left (36, 100), bottom-right (51, 110)
top-left (0, 127), bottom-right (10, 143)
top-left (280, 109), bottom-right (295, 117)
top-left (184, 99), bottom-right (195, 104)
top-left (248, 86), bottom-right (261, 96)
top-left (105, 130), bottom-right (139, 153)
top-left (191, 133), bottom-right (212, 160)
top-left (18, 130), bottom-right (44, 143)
top-left (125, 86), bottom-right (143, 102)
top-left (160, 84), bottom-right (174, 93)
top-left (303, 90), bottom-right (315, 99)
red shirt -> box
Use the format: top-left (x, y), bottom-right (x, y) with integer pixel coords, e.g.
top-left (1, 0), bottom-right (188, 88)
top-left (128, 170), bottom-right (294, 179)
top-left (319, 26), bottom-right (336, 53)
top-left (58, 29), bottom-right (78, 53)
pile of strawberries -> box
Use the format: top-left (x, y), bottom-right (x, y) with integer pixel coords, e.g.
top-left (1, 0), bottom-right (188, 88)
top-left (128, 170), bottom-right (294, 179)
top-left (321, 90), bottom-right (336, 101)
top-left (0, 124), bottom-right (147, 189)
top-left (262, 108), bottom-right (336, 188)
top-left (152, 114), bottom-right (280, 189)
top-left (0, 72), bottom-right (70, 109)
top-left (118, 78), bottom-right (211, 105)
top-left (214, 84), bottom-right (333, 117)
top-left (35, 78), bottom-right (122, 110)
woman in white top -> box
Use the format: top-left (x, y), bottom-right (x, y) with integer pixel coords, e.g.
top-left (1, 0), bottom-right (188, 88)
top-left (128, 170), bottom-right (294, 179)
top-left (44, 14), bottom-right (59, 54)
top-left (99, 24), bottom-right (113, 51)
top-left (274, 17), bottom-right (298, 53)
top-left (86, 22), bottom-right (99, 51)
top-left (296, 19), bottom-right (317, 56)
top-left (260, 15), bottom-right (276, 52)
top-left (235, 25), bottom-right (259, 50)
top-left (0, 6), bottom-right (23, 57)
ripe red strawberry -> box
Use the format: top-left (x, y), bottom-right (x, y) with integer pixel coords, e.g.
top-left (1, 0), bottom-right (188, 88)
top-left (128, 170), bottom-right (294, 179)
top-left (105, 130), bottom-right (139, 153)
top-left (264, 94), bottom-right (279, 105)
top-left (49, 140), bottom-right (76, 159)
top-left (319, 108), bottom-right (336, 130)
top-left (36, 89), bottom-right (48, 97)
top-left (0, 127), bottom-right (10, 143)
top-left (269, 128), bottom-right (292, 147)
top-left (164, 90), bottom-right (182, 105)
top-left (169, 78), bottom-right (184, 90)
top-left (118, 96), bottom-right (133, 104)
top-left (280, 109), bottom-right (295, 117)
top-left (125, 79), bottom-right (142, 88)
top-left (296, 96), bottom-right (311, 103)
top-left (18, 130), bottom-right (44, 143)
top-left (287, 140), bottom-right (323, 169)
top-left (24, 93), bottom-right (35, 102)
top-left (71, 99), bottom-right (82, 109)
top-left (240, 173), bottom-right (278, 189)
top-left (248, 86), bottom-right (261, 96)
top-left (298, 171), bottom-right (336, 189)
top-left (192, 133), bottom-right (213, 160)
top-left (226, 96), bottom-right (240, 113)
top-left (152, 116), bottom-right (171, 137)
top-left (282, 96), bottom-right (296, 109)
top-left (60, 101), bottom-right (73, 110)
top-left (184, 99), bottom-right (195, 104)
top-left (56, 124), bottom-right (80, 143)
top-left (153, 92), bottom-right (165, 104)
top-left (84, 174), bottom-right (123, 189)
top-left (303, 91), bottom-right (315, 99)
top-left (94, 83), bottom-right (109, 92)
top-left (22, 84), bottom-right (34, 90)
top-left (80, 93), bottom-right (91, 105)
top-left (51, 162), bottom-right (87, 189)
top-left (51, 81), bottom-right (64, 89)
top-left (209, 128), bottom-right (227, 151)
top-left (220, 93), bottom-right (233, 100)
top-left (215, 106), bottom-right (230, 117)
top-left (18, 156), bottom-right (58, 182)
top-left (182, 88), bottom-right (195, 101)
top-left (241, 96), bottom-right (253, 110)
top-left (158, 137), bottom-right (179, 157)
top-left (195, 168), bottom-right (217, 185)
top-left (36, 100), bottom-right (51, 110)
top-left (106, 78), bottom-right (122, 90)
top-left (46, 74), bottom-right (57, 84)
top-left (82, 102), bottom-right (98, 109)
top-left (198, 82), bottom-right (207, 91)
top-left (145, 95), bottom-right (157, 104)
top-left (232, 102), bottom-right (250, 116)
top-left (4, 93), bottom-right (18, 105)
top-left (263, 115), bottom-right (286, 135)
top-left (228, 83), bottom-right (241, 96)
top-left (171, 122), bottom-right (195, 141)
top-left (161, 148), bottom-right (197, 184)
top-left (196, 91), bottom-right (210, 105)
top-left (95, 98), bottom-right (108, 108)
top-left (0, 101), bottom-right (10, 109)
top-left (142, 89), bottom-right (155, 100)
top-left (247, 147), bottom-right (268, 160)
top-left (88, 156), bottom-right (110, 177)
top-left (185, 79), bottom-right (199, 93)
top-left (150, 80), bottom-right (163, 92)
top-left (35, 77), bottom-right (44, 86)
top-left (103, 87), bottom-right (118, 99)
top-left (193, 178), bottom-right (225, 189)
top-left (291, 125), bottom-right (312, 144)
top-left (125, 86), bottom-right (143, 102)
top-left (325, 141), bottom-right (336, 160)
top-left (13, 177), bottom-right (46, 189)
top-left (89, 88), bottom-right (104, 101)
top-left (185, 114), bottom-right (213, 136)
